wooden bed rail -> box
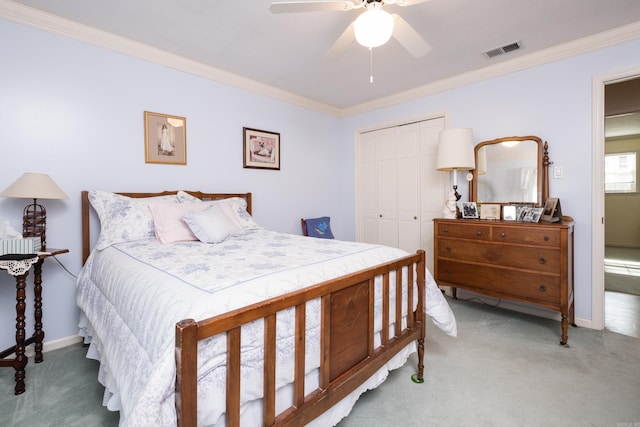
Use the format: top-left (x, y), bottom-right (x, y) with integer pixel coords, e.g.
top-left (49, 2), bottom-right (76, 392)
top-left (175, 250), bottom-right (426, 427)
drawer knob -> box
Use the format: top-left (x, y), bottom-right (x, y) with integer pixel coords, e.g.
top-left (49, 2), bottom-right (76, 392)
top-left (539, 257), bottom-right (546, 264)
top-left (446, 268), bottom-right (452, 274)
top-left (443, 227), bottom-right (449, 233)
top-left (476, 230), bottom-right (483, 236)
top-left (544, 236), bottom-right (550, 241)
top-left (379, 214), bottom-right (383, 218)
top-left (414, 216), bottom-right (417, 220)
top-left (500, 232), bottom-right (506, 238)
top-left (539, 285), bottom-right (547, 292)
top-left (446, 246), bottom-right (452, 253)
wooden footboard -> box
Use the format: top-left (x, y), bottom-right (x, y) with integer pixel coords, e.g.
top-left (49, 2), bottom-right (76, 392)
top-left (175, 250), bottom-right (426, 427)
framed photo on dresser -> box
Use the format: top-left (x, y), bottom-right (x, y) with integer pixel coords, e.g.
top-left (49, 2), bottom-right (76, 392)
top-left (462, 202), bottom-right (479, 219)
top-left (480, 204), bottom-right (500, 220)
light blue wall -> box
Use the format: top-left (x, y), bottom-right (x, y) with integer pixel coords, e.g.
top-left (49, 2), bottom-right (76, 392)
top-left (2, 16), bottom-right (640, 347)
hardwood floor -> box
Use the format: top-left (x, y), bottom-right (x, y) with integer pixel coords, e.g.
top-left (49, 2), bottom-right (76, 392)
top-left (605, 291), bottom-right (640, 338)
top-left (604, 246), bottom-right (640, 338)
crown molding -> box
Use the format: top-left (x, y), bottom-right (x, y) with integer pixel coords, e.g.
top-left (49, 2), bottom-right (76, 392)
top-left (0, 0), bottom-right (340, 116)
top-left (341, 21), bottom-right (640, 116)
top-left (2, 1), bottom-right (639, 118)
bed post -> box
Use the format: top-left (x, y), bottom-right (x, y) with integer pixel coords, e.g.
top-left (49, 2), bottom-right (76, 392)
top-left (412, 249), bottom-right (426, 384)
top-left (176, 319), bottom-right (198, 427)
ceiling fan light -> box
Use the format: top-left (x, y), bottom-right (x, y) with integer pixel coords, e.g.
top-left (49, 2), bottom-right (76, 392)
top-left (354, 4), bottom-right (394, 48)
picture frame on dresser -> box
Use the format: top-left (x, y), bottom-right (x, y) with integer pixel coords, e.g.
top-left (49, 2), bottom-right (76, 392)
top-left (518, 207), bottom-right (544, 223)
top-left (480, 203), bottom-right (501, 220)
top-left (541, 198), bottom-right (562, 222)
top-left (461, 202), bottom-right (478, 219)
top-left (144, 111), bottom-right (187, 165)
top-left (503, 205), bottom-right (517, 221)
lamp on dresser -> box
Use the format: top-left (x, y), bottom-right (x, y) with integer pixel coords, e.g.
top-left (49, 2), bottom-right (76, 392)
top-left (436, 128), bottom-right (475, 219)
top-left (0, 173), bottom-right (68, 250)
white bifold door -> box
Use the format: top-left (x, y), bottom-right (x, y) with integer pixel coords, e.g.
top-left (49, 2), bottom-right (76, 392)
top-left (356, 116), bottom-right (447, 272)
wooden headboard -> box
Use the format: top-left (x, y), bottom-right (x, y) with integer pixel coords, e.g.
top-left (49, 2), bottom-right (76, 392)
top-left (81, 191), bottom-right (252, 264)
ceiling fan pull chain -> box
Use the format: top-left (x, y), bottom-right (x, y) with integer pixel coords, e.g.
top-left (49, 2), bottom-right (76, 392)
top-left (369, 47), bottom-right (374, 83)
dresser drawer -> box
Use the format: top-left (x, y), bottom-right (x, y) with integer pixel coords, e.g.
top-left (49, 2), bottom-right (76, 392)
top-left (437, 222), bottom-right (491, 241)
top-left (437, 259), bottom-right (561, 304)
top-left (437, 239), bottom-right (561, 273)
top-left (492, 226), bottom-right (561, 247)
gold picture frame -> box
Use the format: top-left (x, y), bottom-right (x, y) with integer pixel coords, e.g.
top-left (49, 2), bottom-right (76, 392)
top-left (144, 111), bottom-right (187, 165)
top-left (243, 127), bottom-right (280, 170)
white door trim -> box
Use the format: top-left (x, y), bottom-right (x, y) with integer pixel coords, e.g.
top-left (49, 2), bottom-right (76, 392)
top-left (591, 66), bottom-right (640, 330)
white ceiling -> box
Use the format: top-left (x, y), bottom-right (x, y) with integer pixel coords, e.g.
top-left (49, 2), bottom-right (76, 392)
top-left (3, 0), bottom-right (640, 114)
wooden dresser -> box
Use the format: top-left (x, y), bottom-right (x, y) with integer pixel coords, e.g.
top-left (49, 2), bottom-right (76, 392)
top-left (433, 218), bottom-right (575, 344)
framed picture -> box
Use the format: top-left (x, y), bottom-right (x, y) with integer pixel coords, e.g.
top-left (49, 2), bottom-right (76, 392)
top-left (518, 207), bottom-right (544, 223)
top-left (503, 205), bottom-right (517, 221)
top-left (461, 202), bottom-right (479, 219)
top-left (480, 203), bottom-right (501, 220)
top-left (541, 197), bottom-right (562, 222)
top-left (144, 111), bottom-right (186, 165)
top-left (243, 127), bottom-right (280, 170)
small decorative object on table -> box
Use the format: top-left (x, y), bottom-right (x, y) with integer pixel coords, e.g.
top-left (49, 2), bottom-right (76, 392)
top-left (518, 207), bottom-right (544, 223)
top-left (461, 201), bottom-right (479, 219)
top-left (541, 197), bottom-right (562, 222)
top-left (442, 189), bottom-right (458, 219)
top-left (480, 203), bottom-right (500, 220)
top-left (502, 205), bottom-right (517, 221)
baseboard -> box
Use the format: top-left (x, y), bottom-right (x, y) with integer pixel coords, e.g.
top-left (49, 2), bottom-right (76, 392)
top-left (24, 335), bottom-right (83, 358)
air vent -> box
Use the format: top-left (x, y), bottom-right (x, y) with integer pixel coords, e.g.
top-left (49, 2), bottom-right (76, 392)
top-left (483, 41), bottom-right (522, 59)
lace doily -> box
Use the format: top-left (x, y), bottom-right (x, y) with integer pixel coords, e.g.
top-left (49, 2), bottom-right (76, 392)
top-left (0, 256), bottom-right (39, 276)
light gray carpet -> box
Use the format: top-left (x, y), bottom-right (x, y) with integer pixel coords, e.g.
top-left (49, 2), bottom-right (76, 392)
top-left (1, 298), bottom-right (639, 427)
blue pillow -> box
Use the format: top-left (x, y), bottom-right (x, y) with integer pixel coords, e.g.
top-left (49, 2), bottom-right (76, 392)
top-left (305, 217), bottom-right (334, 239)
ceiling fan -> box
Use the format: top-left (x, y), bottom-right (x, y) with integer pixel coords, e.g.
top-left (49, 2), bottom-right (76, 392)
top-left (270, 0), bottom-right (432, 61)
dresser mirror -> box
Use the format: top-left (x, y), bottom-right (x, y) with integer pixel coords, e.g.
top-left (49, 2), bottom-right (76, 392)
top-left (470, 136), bottom-right (549, 206)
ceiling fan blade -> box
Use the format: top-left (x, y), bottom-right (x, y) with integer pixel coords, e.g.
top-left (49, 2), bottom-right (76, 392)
top-left (323, 21), bottom-right (356, 61)
top-left (385, 0), bottom-right (430, 6)
top-left (392, 14), bottom-right (432, 57)
top-left (270, 1), bottom-right (359, 13)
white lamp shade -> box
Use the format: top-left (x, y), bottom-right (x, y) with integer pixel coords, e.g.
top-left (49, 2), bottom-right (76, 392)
top-left (436, 128), bottom-right (476, 171)
top-left (0, 173), bottom-right (69, 200)
top-left (354, 3), bottom-right (394, 48)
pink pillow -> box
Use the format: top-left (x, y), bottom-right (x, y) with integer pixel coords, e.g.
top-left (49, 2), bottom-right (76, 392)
top-left (148, 202), bottom-right (210, 243)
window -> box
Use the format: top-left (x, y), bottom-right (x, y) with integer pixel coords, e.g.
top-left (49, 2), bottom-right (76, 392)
top-left (605, 152), bottom-right (637, 193)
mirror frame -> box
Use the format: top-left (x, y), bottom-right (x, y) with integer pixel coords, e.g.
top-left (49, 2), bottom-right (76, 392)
top-left (470, 136), bottom-right (550, 206)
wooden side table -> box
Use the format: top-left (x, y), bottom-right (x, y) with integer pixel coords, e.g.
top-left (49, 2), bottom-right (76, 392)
top-left (0, 248), bottom-right (69, 394)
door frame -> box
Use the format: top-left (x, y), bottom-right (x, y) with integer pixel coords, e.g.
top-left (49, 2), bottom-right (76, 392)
top-left (592, 66), bottom-right (640, 330)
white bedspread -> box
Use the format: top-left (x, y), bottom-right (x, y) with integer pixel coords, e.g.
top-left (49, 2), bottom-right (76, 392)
top-left (76, 229), bottom-right (455, 426)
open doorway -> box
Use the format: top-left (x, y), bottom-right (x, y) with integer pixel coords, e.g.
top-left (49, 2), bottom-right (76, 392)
top-left (603, 77), bottom-right (640, 338)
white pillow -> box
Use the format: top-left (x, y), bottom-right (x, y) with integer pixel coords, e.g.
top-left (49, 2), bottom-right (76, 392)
top-left (176, 190), bottom-right (201, 203)
top-left (89, 191), bottom-right (178, 250)
top-left (221, 197), bottom-right (260, 230)
top-left (182, 204), bottom-right (244, 243)
top-left (175, 195), bottom-right (260, 230)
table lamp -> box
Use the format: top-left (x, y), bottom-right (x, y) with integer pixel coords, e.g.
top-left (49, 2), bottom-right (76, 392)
top-left (0, 173), bottom-right (69, 250)
top-left (436, 128), bottom-right (475, 201)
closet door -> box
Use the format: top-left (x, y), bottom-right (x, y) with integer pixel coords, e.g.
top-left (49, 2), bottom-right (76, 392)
top-left (396, 123), bottom-right (420, 253)
top-left (356, 117), bottom-right (445, 257)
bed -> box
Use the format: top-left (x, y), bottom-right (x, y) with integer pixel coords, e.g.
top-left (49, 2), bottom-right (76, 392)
top-left (77, 190), bottom-right (456, 426)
